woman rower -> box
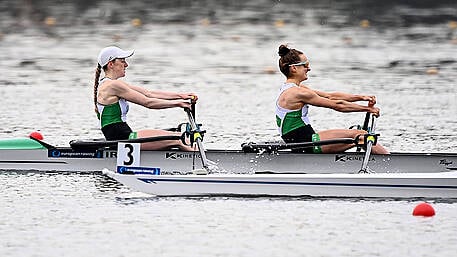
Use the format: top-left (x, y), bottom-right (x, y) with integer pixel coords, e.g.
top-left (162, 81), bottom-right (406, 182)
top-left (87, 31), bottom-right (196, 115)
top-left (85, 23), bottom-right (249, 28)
top-left (276, 44), bottom-right (389, 154)
top-left (93, 46), bottom-right (196, 151)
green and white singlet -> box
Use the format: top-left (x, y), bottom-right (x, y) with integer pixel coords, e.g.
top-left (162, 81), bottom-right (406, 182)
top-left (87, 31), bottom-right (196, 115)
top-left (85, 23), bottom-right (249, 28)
top-left (275, 82), bottom-right (311, 136)
top-left (96, 78), bottom-right (137, 140)
top-left (96, 77), bottom-right (130, 128)
top-left (275, 82), bottom-right (322, 153)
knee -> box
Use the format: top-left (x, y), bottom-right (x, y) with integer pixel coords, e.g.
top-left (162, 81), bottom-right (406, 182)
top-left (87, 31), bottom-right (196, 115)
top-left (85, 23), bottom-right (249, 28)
top-left (352, 130), bottom-right (367, 138)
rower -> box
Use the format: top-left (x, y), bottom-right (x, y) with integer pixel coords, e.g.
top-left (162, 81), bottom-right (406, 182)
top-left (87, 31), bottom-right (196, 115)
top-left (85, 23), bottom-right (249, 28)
top-left (275, 44), bottom-right (389, 154)
top-left (93, 46), bottom-right (198, 151)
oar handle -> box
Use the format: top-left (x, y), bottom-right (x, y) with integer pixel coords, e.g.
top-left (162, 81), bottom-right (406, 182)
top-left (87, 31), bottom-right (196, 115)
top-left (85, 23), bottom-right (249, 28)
top-left (191, 102), bottom-right (196, 121)
top-left (369, 115), bottom-right (377, 133)
top-left (362, 112), bottom-right (371, 131)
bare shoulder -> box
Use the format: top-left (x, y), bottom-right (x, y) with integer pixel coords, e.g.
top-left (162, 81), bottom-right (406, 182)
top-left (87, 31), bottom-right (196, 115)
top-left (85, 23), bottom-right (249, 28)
top-left (298, 84), bottom-right (312, 90)
top-left (294, 85), bottom-right (317, 99)
top-left (279, 85), bottom-right (317, 108)
top-left (300, 84), bottom-right (330, 99)
top-left (102, 80), bottom-right (131, 95)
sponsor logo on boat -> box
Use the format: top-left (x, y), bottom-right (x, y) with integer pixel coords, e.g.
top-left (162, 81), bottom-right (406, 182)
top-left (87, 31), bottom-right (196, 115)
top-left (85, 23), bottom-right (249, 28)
top-left (440, 159), bottom-right (453, 166)
top-left (104, 151), bottom-right (117, 158)
top-left (48, 149), bottom-right (104, 158)
top-left (166, 152), bottom-right (200, 160)
top-left (335, 154), bottom-right (375, 163)
top-left (117, 166), bottom-right (160, 175)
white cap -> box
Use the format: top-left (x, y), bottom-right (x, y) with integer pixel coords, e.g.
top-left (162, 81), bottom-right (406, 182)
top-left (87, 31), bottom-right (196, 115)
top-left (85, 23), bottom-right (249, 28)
top-left (97, 46), bottom-right (134, 67)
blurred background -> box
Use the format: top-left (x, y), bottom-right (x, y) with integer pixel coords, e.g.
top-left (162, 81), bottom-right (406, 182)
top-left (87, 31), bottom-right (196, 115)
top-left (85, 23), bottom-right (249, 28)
top-left (1, 0), bottom-right (456, 28)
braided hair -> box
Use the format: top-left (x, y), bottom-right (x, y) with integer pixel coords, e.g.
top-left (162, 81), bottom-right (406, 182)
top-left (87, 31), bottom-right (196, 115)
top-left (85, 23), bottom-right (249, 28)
top-left (93, 64), bottom-right (102, 116)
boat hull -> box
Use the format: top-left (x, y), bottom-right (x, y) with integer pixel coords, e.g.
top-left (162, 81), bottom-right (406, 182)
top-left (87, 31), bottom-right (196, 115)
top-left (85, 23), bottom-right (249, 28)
top-left (1, 147), bottom-right (456, 173)
top-left (103, 169), bottom-right (457, 198)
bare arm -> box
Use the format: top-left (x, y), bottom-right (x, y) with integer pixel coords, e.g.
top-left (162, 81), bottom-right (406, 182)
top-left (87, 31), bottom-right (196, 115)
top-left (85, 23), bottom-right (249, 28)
top-left (108, 80), bottom-right (191, 109)
top-left (287, 87), bottom-right (380, 116)
top-left (129, 84), bottom-right (197, 101)
top-left (311, 88), bottom-right (376, 105)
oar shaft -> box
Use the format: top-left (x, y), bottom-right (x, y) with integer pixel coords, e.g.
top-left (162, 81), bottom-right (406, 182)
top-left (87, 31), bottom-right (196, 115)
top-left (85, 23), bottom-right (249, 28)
top-left (185, 108), bottom-right (208, 169)
top-left (357, 112), bottom-right (371, 152)
top-left (360, 141), bottom-right (373, 172)
top-left (370, 115), bottom-right (377, 132)
top-left (70, 135), bottom-right (182, 150)
top-left (196, 139), bottom-right (208, 166)
top-left (242, 138), bottom-right (357, 152)
top-left (191, 102), bottom-right (196, 122)
top-left (359, 116), bottom-right (377, 173)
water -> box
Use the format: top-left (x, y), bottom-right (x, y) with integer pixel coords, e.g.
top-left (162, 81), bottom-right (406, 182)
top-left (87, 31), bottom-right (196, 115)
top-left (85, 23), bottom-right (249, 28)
top-left (1, 1), bottom-right (457, 256)
top-left (2, 172), bottom-right (457, 257)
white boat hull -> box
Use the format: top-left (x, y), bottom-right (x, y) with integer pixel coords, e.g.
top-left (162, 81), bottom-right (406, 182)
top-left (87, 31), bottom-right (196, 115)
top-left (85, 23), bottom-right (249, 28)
top-left (103, 169), bottom-right (457, 198)
top-left (1, 148), bottom-right (456, 174)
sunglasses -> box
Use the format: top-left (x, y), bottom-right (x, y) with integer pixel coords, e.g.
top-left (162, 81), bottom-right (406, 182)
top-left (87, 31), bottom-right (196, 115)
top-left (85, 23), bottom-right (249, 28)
top-left (289, 60), bottom-right (309, 67)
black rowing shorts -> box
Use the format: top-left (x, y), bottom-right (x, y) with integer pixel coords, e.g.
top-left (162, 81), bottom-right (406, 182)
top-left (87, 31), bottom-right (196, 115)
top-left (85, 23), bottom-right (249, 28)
top-left (101, 122), bottom-right (133, 140)
top-left (281, 124), bottom-right (320, 153)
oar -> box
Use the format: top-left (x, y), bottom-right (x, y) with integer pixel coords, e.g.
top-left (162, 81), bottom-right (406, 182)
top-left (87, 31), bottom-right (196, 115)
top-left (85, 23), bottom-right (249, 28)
top-left (242, 138), bottom-right (358, 153)
top-left (356, 112), bottom-right (371, 152)
top-left (361, 112), bottom-right (370, 131)
top-left (69, 135), bottom-right (182, 150)
top-left (359, 115), bottom-right (377, 173)
top-left (191, 102), bottom-right (196, 123)
top-left (185, 106), bottom-right (209, 170)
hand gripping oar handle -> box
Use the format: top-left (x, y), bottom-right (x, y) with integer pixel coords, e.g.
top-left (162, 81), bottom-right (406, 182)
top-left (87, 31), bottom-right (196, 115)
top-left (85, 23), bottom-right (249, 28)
top-left (185, 107), bottom-right (209, 169)
top-left (359, 115), bottom-right (377, 173)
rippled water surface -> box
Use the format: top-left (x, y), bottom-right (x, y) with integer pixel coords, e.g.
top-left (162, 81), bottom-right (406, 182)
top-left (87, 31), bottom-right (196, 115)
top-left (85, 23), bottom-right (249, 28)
top-left (1, 0), bottom-right (457, 256)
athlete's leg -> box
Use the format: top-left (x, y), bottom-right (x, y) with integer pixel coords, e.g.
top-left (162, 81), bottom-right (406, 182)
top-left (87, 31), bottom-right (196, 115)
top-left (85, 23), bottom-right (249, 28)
top-left (136, 129), bottom-right (194, 151)
top-left (318, 129), bottom-right (389, 154)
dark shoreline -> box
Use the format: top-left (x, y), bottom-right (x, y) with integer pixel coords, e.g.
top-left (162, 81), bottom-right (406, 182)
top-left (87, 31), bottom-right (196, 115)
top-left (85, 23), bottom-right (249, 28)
top-left (1, 0), bottom-right (456, 30)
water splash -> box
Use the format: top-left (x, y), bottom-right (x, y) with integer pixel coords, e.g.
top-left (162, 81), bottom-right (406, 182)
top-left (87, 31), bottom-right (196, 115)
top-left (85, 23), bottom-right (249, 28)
top-left (205, 159), bottom-right (229, 174)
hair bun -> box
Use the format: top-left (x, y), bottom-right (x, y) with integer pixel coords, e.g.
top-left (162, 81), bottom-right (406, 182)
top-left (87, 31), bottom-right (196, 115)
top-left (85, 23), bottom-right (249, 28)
top-left (278, 45), bottom-right (290, 57)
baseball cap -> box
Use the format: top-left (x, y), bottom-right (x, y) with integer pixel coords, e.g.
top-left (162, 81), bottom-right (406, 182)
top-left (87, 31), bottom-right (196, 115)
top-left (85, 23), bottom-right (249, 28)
top-left (97, 46), bottom-right (134, 67)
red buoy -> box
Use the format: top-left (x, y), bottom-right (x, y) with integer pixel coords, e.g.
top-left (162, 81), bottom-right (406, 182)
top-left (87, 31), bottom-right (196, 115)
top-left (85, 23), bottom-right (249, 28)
top-left (29, 131), bottom-right (44, 141)
top-left (412, 202), bottom-right (435, 217)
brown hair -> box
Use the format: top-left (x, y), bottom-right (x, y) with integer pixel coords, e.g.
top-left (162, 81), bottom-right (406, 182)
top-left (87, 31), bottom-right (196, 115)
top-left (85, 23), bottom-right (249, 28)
top-left (278, 44), bottom-right (303, 77)
top-left (93, 64), bottom-right (102, 116)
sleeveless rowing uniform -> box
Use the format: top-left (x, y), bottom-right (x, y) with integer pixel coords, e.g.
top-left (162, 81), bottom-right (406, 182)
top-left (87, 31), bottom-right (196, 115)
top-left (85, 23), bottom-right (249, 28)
top-left (275, 82), bottom-right (321, 153)
top-left (96, 78), bottom-right (137, 140)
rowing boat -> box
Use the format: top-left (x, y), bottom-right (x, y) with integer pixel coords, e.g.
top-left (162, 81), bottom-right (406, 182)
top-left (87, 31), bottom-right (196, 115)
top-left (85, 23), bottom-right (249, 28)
top-left (101, 137), bottom-right (457, 198)
top-left (102, 169), bottom-right (457, 198)
top-left (101, 122), bottom-right (457, 198)
top-left (4, 110), bottom-right (457, 198)
top-left (1, 137), bottom-right (456, 173)
top-left (1, 111), bottom-right (456, 174)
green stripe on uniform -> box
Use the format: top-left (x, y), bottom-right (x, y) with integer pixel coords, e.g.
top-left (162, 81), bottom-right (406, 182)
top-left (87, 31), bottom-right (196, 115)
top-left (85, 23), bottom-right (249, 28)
top-left (280, 110), bottom-right (306, 135)
top-left (100, 103), bottom-right (123, 128)
top-left (311, 133), bottom-right (323, 153)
